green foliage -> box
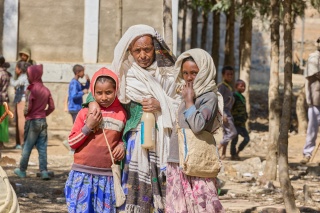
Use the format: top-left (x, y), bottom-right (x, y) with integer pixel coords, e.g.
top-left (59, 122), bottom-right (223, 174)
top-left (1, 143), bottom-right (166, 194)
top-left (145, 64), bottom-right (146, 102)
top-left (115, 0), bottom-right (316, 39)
top-left (291, 0), bottom-right (307, 20)
top-left (212, 0), bottom-right (232, 12)
top-left (310, 0), bottom-right (320, 12)
top-left (237, 0), bottom-right (255, 19)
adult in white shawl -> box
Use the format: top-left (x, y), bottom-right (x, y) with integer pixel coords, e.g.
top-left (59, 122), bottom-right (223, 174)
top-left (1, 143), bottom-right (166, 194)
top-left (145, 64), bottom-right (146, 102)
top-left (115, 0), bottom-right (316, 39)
top-left (111, 25), bottom-right (178, 212)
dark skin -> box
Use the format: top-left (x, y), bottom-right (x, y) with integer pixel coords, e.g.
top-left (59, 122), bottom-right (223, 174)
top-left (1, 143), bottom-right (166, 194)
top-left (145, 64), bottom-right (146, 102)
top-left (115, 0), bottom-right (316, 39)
top-left (129, 35), bottom-right (161, 112)
top-left (181, 60), bottom-right (199, 108)
top-left (86, 81), bottom-right (125, 161)
top-left (89, 35), bottom-right (161, 118)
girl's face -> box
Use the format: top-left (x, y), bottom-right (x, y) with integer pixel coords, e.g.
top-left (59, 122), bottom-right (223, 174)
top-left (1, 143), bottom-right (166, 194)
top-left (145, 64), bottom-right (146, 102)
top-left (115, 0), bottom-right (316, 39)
top-left (181, 60), bottom-right (199, 83)
top-left (15, 66), bottom-right (22, 76)
top-left (94, 81), bottom-right (116, 108)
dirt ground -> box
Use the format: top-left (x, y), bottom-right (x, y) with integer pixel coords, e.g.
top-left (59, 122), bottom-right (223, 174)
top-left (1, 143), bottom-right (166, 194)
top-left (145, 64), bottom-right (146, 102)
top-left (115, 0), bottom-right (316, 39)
top-left (1, 86), bottom-right (320, 213)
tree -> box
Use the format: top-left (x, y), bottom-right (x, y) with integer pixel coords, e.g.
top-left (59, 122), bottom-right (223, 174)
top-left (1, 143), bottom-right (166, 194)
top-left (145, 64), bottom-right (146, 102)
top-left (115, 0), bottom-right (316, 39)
top-left (163, 0), bottom-right (173, 50)
top-left (224, 0), bottom-right (235, 67)
top-left (238, 0), bottom-right (253, 130)
top-left (191, 1), bottom-right (199, 48)
top-left (180, 0), bottom-right (188, 53)
top-left (115, 0), bottom-right (123, 42)
top-left (211, 0), bottom-right (220, 81)
top-left (278, 0), bottom-right (299, 211)
top-left (261, 0), bottom-right (280, 184)
top-left (199, 0), bottom-right (212, 50)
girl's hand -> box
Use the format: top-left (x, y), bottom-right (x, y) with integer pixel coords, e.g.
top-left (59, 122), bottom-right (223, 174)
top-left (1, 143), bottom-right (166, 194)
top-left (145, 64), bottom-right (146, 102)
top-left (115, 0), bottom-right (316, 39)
top-left (142, 98), bottom-right (161, 112)
top-left (112, 144), bottom-right (125, 161)
top-left (86, 108), bottom-right (102, 130)
top-left (182, 82), bottom-right (195, 108)
top-left (88, 101), bottom-right (101, 115)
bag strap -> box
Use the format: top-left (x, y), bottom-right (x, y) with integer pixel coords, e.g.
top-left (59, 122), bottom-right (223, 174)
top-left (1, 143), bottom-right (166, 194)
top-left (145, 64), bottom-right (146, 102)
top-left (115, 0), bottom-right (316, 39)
top-left (102, 129), bottom-right (115, 165)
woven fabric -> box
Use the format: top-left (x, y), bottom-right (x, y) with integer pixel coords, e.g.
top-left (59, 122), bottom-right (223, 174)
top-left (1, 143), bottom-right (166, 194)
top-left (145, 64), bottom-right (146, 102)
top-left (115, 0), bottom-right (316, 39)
top-left (177, 127), bottom-right (221, 178)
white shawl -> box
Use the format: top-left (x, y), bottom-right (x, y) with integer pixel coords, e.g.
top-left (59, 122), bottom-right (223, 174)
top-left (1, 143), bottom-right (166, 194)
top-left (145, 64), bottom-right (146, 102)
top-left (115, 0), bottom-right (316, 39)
top-left (111, 24), bottom-right (178, 172)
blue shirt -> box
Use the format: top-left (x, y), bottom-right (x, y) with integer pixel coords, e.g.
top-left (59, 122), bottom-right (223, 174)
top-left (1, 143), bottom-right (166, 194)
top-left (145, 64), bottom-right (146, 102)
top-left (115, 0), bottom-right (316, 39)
top-left (68, 78), bottom-right (89, 112)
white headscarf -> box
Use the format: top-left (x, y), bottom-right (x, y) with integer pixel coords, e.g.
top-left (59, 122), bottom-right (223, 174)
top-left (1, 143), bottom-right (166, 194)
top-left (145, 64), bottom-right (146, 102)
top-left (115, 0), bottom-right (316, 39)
top-left (174, 48), bottom-right (224, 132)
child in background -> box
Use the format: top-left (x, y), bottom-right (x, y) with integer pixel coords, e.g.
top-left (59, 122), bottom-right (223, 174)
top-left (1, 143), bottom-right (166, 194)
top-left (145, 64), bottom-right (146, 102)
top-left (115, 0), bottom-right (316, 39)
top-left (14, 64), bottom-right (55, 180)
top-left (18, 47), bottom-right (36, 65)
top-left (65, 68), bottom-right (126, 212)
top-left (11, 60), bottom-right (31, 149)
top-left (68, 64), bottom-right (90, 123)
top-left (0, 56), bottom-right (10, 149)
top-left (230, 79), bottom-right (250, 160)
top-left (217, 66), bottom-right (237, 159)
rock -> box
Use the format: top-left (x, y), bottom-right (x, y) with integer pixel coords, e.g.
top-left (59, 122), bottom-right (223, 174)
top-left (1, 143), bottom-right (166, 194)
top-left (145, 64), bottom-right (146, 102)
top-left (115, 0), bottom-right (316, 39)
top-left (306, 165), bottom-right (320, 176)
top-left (56, 197), bottom-right (66, 203)
top-left (28, 161), bottom-right (37, 166)
top-left (0, 156), bottom-right (16, 166)
top-left (232, 157), bottom-right (262, 177)
top-left (28, 192), bottom-right (37, 199)
top-left (311, 192), bottom-right (320, 202)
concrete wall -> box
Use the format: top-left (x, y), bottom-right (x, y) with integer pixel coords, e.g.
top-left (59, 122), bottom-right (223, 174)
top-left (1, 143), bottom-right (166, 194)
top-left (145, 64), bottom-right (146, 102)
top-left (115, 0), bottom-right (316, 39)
top-left (7, 0), bottom-right (164, 132)
top-left (0, 0), bottom-right (3, 53)
top-left (122, 0), bottom-right (163, 34)
top-left (18, 0), bottom-right (84, 62)
top-left (98, 1), bottom-right (119, 63)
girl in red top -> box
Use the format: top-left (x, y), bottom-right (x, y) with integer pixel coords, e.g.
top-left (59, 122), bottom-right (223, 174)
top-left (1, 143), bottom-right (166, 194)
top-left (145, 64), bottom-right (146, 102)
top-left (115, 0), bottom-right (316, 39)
top-left (65, 68), bottom-right (126, 213)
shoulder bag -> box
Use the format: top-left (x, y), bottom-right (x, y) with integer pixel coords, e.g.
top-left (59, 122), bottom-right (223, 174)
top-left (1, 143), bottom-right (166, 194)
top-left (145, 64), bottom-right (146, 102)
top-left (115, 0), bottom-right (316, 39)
top-left (102, 130), bottom-right (126, 207)
top-left (177, 124), bottom-right (221, 178)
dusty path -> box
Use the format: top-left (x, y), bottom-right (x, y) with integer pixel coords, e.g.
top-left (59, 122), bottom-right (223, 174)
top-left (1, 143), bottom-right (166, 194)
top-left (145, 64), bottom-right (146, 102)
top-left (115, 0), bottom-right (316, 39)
top-left (1, 131), bottom-right (320, 213)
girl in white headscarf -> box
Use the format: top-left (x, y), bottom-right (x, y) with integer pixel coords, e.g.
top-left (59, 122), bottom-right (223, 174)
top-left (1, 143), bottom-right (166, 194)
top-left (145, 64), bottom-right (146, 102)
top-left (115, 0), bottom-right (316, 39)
top-left (166, 49), bottom-right (225, 213)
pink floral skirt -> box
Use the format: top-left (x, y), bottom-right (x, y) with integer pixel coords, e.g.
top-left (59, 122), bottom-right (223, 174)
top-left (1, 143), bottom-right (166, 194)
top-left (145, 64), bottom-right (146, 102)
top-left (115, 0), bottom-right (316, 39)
top-left (166, 163), bottom-right (225, 213)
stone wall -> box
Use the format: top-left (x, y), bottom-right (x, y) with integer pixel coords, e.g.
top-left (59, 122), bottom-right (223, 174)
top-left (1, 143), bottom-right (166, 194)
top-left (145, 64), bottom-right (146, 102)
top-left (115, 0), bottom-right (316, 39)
top-left (18, 0), bottom-right (85, 62)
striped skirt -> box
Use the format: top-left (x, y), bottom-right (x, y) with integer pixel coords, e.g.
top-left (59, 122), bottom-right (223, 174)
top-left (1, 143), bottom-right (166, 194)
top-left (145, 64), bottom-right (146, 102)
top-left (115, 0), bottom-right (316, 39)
top-left (166, 163), bottom-right (225, 213)
top-left (65, 170), bottom-right (116, 213)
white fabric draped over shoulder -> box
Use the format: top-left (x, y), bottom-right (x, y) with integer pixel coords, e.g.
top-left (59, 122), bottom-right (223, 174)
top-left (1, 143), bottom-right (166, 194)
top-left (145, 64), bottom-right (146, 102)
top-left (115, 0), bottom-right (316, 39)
top-left (111, 24), bottom-right (178, 128)
top-left (111, 24), bottom-right (179, 173)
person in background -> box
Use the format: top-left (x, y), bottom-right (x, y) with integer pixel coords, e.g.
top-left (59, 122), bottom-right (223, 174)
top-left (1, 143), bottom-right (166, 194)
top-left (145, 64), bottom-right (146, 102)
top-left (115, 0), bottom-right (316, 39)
top-left (166, 48), bottom-right (224, 212)
top-left (18, 47), bottom-right (36, 65)
top-left (217, 66), bottom-right (237, 159)
top-left (300, 37), bottom-right (320, 164)
top-left (68, 64), bottom-right (90, 123)
top-left (14, 64), bottom-right (55, 180)
top-left (230, 79), bottom-right (250, 160)
top-left (11, 61), bottom-right (31, 149)
top-left (65, 68), bottom-right (126, 213)
top-left (0, 56), bottom-right (10, 149)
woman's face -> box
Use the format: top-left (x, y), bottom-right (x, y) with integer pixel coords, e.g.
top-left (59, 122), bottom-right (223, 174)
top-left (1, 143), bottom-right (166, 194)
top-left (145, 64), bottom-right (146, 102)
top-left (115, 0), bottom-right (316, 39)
top-left (130, 36), bottom-right (155, 69)
top-left (181, 60), bottom-right (199, 83)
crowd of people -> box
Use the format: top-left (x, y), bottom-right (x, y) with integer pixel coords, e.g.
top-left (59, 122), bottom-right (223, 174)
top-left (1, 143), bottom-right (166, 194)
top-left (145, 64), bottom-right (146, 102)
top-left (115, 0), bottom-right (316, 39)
top-left (0, 24), bottom-right (251, 213)
top-left (3, 25), bottom-right (318, 213)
